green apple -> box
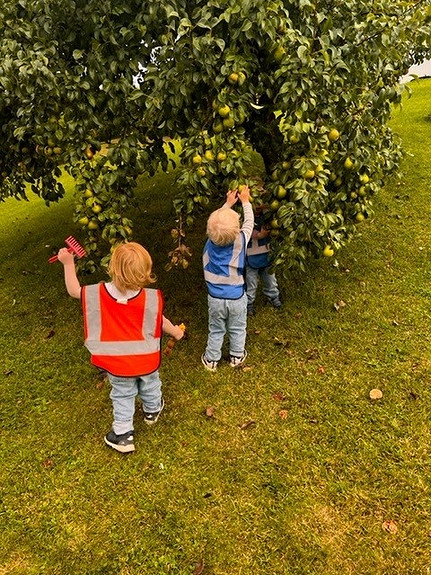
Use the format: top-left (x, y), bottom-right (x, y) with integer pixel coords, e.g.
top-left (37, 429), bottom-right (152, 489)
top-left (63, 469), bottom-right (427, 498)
top-left (277, 185), bottom-right (287, 199)
top-left (328, 128), bottom-right (340, 142)
top-left (218, 105), bottom-right (231, 117)
top-left (222, 117), bottom-right (235, 129)
top-left (344, 157), bottom-right (354, 170)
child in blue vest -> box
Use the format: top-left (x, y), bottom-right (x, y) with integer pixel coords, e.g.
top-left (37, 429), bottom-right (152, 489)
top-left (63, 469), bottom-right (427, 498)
top-left (57, 242), bottom-right (184, 454)
top-left (202, 186), bottom-right (254, 371)
top-left (245, 206), bottom-right (282, 316)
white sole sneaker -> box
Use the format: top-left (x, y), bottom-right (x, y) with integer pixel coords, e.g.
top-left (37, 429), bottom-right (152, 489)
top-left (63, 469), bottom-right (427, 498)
top-left (201, 354), bottom-right (218, 372)
top-left (229, 350), bottom-right (248, 368)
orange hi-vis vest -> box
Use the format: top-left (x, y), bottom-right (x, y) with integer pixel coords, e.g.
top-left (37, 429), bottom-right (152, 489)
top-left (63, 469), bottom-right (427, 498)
top-left (81, 283), bottom-right (164, 377)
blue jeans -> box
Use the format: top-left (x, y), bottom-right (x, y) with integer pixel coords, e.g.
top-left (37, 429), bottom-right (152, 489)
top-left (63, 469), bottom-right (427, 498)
top-left (205, 293), bottom-right (247, 362)
top-left (246, 266), bottom-right (280, 306)
top-left (107, 371), bottom-right (162, 435)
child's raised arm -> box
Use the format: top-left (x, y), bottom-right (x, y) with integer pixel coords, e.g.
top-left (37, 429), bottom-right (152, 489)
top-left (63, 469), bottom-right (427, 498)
top-left (57, 248), bottom-right (82, 299)
top-left (237, 185), bottom-right (254, 243)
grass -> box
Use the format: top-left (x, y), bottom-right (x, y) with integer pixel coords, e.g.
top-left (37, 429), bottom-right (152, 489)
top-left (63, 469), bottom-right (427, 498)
top-left (1, 79), bottom-right (431, 575)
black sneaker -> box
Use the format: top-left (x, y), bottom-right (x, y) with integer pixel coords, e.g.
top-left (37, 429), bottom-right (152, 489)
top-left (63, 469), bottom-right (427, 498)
top-left (104, 430), bottom-right (135, 453)
top-left (143, 397), bottom-right (164, 426)
top-left (229, 350), bottom-right (248, 368)
top-left (201, 354), bottom-right (218, 372)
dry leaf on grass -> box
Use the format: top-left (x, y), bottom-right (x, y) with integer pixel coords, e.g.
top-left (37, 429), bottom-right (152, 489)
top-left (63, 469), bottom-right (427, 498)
top-left (369, 388), bottom-right (383, 400)
top-left (205, 406), bottom-right (215, 418)
top-left (305, 348), bottom-right (319, 361)
top-left (193, 559), bottom-right (204, 575)
top-left (272, 392), bottom-right (286, 401)
top-left (279, 410), bottom-right (288, 419)
top-left (239, 420), bottom-right (256, 430)
top-left (273, 336), bottom-right (290, 347)
top-left (382, 520), bottom-right (398, 534)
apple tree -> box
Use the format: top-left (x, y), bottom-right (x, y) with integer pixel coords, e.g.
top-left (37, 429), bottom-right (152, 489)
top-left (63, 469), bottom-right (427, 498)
top-left (0, 0), bottom-right (430, 271)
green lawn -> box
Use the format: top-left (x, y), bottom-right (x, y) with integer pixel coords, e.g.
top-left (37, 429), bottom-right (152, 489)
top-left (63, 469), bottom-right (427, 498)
top-left (1, 80), bottom-right (431, 575)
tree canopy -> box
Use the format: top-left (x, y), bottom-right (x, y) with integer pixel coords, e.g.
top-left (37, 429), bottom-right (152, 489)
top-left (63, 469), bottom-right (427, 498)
top-left (1, 0), bottom-right (430, 271)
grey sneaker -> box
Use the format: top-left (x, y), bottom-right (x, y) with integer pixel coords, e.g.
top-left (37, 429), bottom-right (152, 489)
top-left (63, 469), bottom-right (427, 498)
top-left (143, 397), bottom-right (164, 426)
top-left (104, 430), bottom-right (135, 453)
top-left (229, 350), bottom-right (248, 368)
top-left (201, 354), bottom-right (218, 372)
top-left (270, 297), bottom-right (282, 309)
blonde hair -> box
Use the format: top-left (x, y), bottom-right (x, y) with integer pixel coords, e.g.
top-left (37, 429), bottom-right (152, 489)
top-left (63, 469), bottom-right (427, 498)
top-left (108, 242), bottom-right (156, 292)
top-left (207, 208), bottom-right (240, 246)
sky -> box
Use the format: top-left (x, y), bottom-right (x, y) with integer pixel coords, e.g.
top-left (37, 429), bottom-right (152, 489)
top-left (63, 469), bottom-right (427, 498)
top-left (400, 59), bottom-right (431, 83)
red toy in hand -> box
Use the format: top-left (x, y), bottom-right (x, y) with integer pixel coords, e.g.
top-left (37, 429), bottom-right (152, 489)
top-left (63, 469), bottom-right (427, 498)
top-left (48, 236), bottom-right (86, 263)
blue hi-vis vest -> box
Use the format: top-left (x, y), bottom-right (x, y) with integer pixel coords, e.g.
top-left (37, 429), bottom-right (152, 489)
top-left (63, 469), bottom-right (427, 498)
top-left (246, 236), bottom-right (271, 269)
top-left (203, 232), bottom-right (246, 299)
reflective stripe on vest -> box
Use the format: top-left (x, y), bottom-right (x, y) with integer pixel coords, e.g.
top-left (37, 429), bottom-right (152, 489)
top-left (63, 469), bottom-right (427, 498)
top-left (246, 238), bottom-right (270, 257)
top-left (203, 232), bottom-right (245, 286)
top-left (82, 284), bottom-right (163, 376)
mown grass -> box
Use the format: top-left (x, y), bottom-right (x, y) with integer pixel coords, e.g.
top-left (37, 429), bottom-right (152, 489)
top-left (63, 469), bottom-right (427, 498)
top-left (1, 80), bottom-right (431, 575)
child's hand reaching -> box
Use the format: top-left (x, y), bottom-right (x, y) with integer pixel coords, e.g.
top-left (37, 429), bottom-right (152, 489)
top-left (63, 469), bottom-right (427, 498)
top-left (57, 248), bottom-right (75, 266)
top-left (256, 227), bottom-right (270, 239)
top-left (237, 185), bottom-right (250, 204)
top-left (225, 189), bottom-right (239, 208)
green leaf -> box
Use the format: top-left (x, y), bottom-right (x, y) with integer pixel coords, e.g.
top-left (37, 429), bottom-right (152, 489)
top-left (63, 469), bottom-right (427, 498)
top-left (297, 45), bottom-right (308, 61)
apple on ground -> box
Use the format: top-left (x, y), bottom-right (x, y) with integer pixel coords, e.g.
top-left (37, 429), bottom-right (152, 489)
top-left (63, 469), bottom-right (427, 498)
top-left (323, 245), bottom-right (334, 257)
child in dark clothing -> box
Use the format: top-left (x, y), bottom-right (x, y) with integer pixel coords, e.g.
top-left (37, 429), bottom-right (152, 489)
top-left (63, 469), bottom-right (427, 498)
top-left (245, 207), bottom-right (281, 316)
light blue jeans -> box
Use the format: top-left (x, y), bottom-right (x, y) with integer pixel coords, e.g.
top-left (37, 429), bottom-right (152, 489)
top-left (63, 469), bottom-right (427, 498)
top-left (245, 266), bottom-right (280, 306)
top-left (107, 371), bottom-right (162, 435)
top-left (205, 293), bottom-right (248, 362)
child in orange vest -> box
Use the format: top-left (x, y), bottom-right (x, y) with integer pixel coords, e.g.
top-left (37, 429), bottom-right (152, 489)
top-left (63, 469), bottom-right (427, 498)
top-left (57, 242), bottom-right (184, 453)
